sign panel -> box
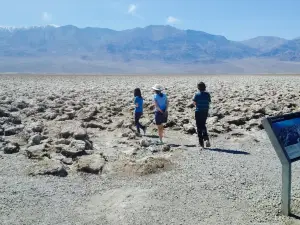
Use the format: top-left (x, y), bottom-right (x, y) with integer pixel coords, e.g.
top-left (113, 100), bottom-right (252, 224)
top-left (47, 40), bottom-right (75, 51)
top-left (268, 112), bottom-right (300, 162)
top-left (262, 111), bottom-right (300, 216)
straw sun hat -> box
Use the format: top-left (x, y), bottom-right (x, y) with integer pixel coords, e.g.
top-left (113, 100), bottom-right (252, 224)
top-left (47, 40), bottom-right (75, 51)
top-left (152, 84), bottom-right (164, 91)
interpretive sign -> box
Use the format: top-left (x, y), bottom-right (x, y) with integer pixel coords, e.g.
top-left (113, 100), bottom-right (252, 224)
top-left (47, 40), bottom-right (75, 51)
top-left (264, 112), bottom-right (300, 163)
top-left (262, 111), bottom-right (300, 216)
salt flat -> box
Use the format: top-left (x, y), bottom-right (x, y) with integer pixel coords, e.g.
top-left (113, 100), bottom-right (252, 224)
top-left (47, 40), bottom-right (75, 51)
top-left (1, 75), bottom-right (300, 225)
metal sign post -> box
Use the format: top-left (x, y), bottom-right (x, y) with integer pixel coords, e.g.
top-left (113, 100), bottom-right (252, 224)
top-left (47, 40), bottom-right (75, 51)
top-left (282, 163), bottom-right (291, 215)
top-left (262, 112), bottom-right (300, 216)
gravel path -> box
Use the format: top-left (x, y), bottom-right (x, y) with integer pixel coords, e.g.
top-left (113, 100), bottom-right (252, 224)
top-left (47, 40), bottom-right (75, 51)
top-left (1, 130), bottom-right (300, 225)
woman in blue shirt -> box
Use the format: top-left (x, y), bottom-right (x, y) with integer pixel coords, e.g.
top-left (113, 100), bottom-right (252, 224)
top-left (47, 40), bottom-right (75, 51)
top-left (134, 88), bottom-right (146, 135)
top-left (152, 84), bottom-right (168, 144)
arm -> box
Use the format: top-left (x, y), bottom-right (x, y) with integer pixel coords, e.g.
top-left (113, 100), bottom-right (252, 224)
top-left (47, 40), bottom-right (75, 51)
top-left (154, 100), bottom-right (163, 113)
top-left (192, 94), bottom-right (197, 106)
top-left (153, 95), bottom-right (163, 113)
top-left (165, 97), bottom-right (169, 112)
top-left (134, 97), bottom-right (139, 108)
top-left (153, 96), bottom-right (162, 113)
top-left (208, 93), bottom-right (211, 115)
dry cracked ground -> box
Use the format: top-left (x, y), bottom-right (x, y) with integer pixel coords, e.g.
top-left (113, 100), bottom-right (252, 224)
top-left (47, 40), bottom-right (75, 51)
top-left (1, 75), bottom-right (300, 225)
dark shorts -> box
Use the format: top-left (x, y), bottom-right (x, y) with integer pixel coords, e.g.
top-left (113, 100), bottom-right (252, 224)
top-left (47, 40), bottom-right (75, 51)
top-left (135, 112), bottom-right (143, 121)
top-left (155, 111), bottom-right (168, 125)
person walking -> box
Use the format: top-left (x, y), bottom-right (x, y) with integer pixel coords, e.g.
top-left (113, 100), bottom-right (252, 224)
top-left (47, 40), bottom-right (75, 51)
top-left (152, 84), bottom-right (168, 144)
top-left (193, 82), bottom-right (211, 150)
top-left (134, 88), bottom-right (146, 135)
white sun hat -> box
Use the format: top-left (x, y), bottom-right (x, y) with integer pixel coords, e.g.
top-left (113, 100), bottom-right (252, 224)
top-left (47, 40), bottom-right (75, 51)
top-left (152, 84), bottom-right (164, 91)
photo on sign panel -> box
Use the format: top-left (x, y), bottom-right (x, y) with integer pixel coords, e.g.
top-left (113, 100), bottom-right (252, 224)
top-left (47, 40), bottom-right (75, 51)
top-left (272, 118), bottom-right (300, 160)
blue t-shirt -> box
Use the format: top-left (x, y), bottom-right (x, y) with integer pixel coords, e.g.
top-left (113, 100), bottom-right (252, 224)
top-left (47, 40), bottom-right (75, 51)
top-left (193, 91), bottom-right (211, 112)
top-left (153, 93), bottom-right (167, 112)
top-left (134, 96), bottom-right (143, 113)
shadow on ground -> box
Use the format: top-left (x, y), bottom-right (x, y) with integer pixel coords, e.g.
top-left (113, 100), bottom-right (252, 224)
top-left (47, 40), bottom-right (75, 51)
top-left (145, 135), bottom-right (159, 138)
top-left (167, 144), bottom-right (197, 148)
top-left (207, 148), bottom-right (250, 155)
top-left (290, 213), bottom-right (300, 220)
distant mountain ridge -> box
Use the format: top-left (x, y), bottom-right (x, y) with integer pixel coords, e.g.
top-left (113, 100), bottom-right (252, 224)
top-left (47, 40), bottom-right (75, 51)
top-left (241, 36), bottom-right (288, 52)
top-left (1, 25), bottom-right (300, 73)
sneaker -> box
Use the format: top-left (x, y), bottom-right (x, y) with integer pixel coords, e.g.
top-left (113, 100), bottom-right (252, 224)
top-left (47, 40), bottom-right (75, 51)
top-left (205, 140), bottom-right (211, 148)
top-left (157, 139), bottom-right (164, 145)
top-left (198, 142), bottom-right (204, 147)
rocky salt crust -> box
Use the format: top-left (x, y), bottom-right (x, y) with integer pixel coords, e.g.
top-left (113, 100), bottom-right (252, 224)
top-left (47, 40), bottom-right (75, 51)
top-left (0, 75), bottom-right (300, 225)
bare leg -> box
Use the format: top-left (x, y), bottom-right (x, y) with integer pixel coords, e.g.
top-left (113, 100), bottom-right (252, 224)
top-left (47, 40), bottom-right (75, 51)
top-left (157, 125), bottom-right (164, 143)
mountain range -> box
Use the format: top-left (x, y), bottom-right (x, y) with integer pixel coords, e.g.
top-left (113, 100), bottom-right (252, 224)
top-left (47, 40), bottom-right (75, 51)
top-left (1, 25), bottom-right (300, 74)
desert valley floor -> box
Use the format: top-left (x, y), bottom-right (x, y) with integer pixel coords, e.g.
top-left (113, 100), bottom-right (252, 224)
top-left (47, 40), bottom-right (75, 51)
top-left (1, 75), bottom-right (300, 225)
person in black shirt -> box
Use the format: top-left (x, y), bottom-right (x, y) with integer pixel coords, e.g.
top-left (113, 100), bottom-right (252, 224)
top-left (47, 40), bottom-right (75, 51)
top-left (193, 82), bottom-right (211, 149)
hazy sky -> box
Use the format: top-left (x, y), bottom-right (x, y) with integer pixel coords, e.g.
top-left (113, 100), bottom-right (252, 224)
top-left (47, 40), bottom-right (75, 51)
top-left (0, 0), bottom-right (299, 41)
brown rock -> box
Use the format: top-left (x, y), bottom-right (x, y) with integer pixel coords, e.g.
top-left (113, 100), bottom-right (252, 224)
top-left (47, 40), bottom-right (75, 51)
top-left (28, 160), bottom-right (68, 177)
top-left (77, 155), bottom-right (105, 174)
top-left (3, 143), bottom-right (20, 154)
top-left (61, 140), bottom-right (86, 157)
top-left (73, 128), bottom-right (87, 140)
top-left (60, 120), bottom-right (84, 139)
top-left (76, 106), bottom-right (97, 121)
top-left (121, 156), bottom-right (171, 176)
top-left (162, 145), bottom-right (171, 152)
top-left (26, 144), bottom-right (49, 159)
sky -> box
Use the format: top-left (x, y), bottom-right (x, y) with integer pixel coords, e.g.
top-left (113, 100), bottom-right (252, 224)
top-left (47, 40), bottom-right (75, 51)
top-left (0, 0), bottom-right (299, 41)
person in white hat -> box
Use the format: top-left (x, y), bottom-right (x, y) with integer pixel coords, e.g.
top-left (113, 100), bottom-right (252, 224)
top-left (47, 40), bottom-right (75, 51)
top-left (152, 84), bottom-right (168, 144)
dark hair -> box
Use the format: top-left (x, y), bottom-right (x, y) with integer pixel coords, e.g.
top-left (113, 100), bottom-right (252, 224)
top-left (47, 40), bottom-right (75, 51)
top-left (197, 82), bottom-right (206, 92)
top-left (134, 88), bottom-right (142, 97)
top-left (155, 90), bottom-right (163, 97)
